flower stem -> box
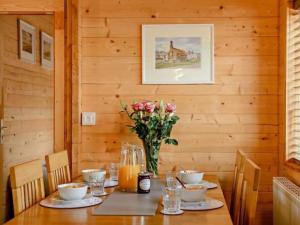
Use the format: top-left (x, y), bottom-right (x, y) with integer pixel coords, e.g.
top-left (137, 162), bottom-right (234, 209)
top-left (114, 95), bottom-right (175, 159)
top-left (143, 140), bottom-right (160, 176)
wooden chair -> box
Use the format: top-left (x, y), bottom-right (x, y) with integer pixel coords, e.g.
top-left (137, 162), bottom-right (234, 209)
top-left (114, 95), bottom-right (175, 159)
top-left (45, 151), bottom-right (71, 193)
top-left (10, 159), bottom-right (45, 216)
top-left (238, 158), bottom-right (261, 225)
top-left (230, 150), bottom-right (246, 224)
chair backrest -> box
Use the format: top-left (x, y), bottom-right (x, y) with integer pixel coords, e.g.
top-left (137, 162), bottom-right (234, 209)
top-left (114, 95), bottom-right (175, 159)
top-left (230, 150), bottom-right (246, 224)
top-left (45, 150), bottom-right (71, 193)
top-left (10, 159), bottom-right (45, 216)
top-left (238, 158), bottom-right (261, 225)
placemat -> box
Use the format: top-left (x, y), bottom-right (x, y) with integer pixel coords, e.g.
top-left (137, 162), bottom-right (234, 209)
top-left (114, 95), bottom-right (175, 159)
top-left (92, 179), bottom-right (162, 216)
top-left (40, 194), bottom-right (102, 209)
top-left (180, 198), bottom-right (224, 211)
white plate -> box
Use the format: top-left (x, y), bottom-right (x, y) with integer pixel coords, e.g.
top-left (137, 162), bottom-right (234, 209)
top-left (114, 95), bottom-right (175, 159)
top-left (92, 191), bottom-right (109, 197)
top-left (160, 209), bottom-right (184, 215)
top-left (40, 194), bottom-right (102, 209)
top-left (104, 180), bottom-right (118, 188)
top-left (198, 180), bottom-right (218, 189)
top-left (184, 180), bottom-right (217, 189)
top-left (181, 198), bottom-right (224, 211)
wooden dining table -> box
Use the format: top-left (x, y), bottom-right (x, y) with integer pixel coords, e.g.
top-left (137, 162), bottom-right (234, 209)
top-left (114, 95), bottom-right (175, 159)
top-left (4, 175), bottom-right (233, 225)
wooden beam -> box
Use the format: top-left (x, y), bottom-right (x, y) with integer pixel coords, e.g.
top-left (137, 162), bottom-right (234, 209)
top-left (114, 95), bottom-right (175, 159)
top-left (54, 10), bottom-right (65, 151)
top-left (70, 0), bottom-right (80, 178)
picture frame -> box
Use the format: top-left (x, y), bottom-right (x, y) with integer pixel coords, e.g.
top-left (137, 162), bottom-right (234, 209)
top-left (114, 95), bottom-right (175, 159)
top-left (142, 24), bottom-right (214, 84)
top-left (18, 19), bottom-right (36, 64)
top-left (41, 32), bottom-right (54, 69)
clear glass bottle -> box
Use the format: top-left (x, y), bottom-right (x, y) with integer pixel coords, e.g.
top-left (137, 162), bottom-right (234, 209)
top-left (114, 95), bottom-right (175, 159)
top-left (118, 144), bottom-right (144, 192)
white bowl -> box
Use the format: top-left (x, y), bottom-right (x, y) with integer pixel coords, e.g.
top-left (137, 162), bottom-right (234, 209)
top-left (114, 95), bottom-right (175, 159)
top-left (58, 183), bottom-right (88, 201)
top-left (178, 170), bottom-right (204, 184)
top-left (82, 169), bottom-right (106, 182)
top-left (181, 184), bottom-right (207, 202)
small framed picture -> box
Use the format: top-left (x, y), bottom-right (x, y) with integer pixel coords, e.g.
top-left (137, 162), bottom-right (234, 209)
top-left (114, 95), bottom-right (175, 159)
top-left (142, 24), bottom-right (214, 84)
top-left (41, 32), bottom-right (54, 69)
top-left (18, 20), bottom-right (36, 64)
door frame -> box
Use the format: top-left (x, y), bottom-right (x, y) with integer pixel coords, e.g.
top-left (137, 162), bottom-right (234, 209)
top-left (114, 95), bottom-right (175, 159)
top-left (0, 0), bottom-right (67, 152)
top-left (0, 0), bottom-right (70, 222)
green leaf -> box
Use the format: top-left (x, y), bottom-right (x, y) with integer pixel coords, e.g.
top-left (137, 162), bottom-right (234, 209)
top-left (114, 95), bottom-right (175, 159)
top-left (165, 138), bottom-right (178, 145)
top-left (120, 101), bottom-right (128, 111)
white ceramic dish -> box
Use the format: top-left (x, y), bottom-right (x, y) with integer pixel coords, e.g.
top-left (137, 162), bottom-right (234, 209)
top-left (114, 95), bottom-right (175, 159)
top-left (58, 183), bottom-right (88, 201)
top-left (51, 193), bottom-right (92, 203)
top-left (181, 184), bottom-right (207, 202)
top-left (82, 169), bottom-right (106, 182)
top-left (178, 170), bottom-right (204, 184)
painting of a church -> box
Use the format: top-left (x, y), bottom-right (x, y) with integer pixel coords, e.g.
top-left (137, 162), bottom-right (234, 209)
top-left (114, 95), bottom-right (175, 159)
top-left (155, 37), bottom-right (201, 69)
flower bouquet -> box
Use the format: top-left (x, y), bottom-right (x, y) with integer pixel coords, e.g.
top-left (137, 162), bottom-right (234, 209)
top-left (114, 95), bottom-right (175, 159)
top-left (121, 100), bottom-right (179, 176)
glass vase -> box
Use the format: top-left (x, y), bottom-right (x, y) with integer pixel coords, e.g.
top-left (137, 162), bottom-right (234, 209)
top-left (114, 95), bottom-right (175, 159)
top-left (143, 140), bottom-right (161, 177)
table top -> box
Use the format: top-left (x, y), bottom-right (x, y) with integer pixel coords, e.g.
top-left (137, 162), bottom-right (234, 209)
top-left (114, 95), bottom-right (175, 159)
top-left (4, 175), bottom-right (233, 225)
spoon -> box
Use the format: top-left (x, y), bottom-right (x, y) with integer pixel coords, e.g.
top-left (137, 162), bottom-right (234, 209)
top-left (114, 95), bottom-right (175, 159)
top-left (176, 176), bottom-right (186, 189)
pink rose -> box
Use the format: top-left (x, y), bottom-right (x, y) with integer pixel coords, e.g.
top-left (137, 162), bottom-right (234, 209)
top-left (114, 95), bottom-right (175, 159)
top-left (165, 103), bottom-right (176, 113)
top-left (144, 102), bottom-right (155, 113)
top-left (132, 102), bottom-right (144, 111)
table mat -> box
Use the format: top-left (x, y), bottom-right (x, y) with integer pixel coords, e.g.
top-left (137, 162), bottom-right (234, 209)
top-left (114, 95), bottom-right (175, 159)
top-left (92, 179), bottom-right (162, 216)
top-left (40, 194), bottom-right (102, 209)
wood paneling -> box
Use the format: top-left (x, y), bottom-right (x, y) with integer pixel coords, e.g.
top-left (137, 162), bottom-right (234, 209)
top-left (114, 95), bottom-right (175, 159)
top-left (0, 1), bottom-right (66, 223)
top-left (81, 17), bottom-right (278, 38)
top-left (0, 15), bottom-right (54, 222)
top-left (279, 0), bottom-right (287, 176)
top-left (80, 0), bottom-right (278, 18)
top-left (75, 1), bottom-right (279, 225)
top-left (0, 0), bottom-right (67, 156)
top-left (0, 0), bottom-right (63, 12)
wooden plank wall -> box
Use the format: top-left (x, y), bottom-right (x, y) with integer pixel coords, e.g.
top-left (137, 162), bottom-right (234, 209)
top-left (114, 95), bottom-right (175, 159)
top-left (0, 15), bottom-right (54, 221)
top-left (76, 1), bottom-right (279, 224)
top-left (279, 0), bottom-right (287, 176)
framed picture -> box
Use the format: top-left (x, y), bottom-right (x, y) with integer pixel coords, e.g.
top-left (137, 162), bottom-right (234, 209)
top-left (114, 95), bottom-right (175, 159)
top-left (18, 20), bottom-right (36, 64)
top-left (142, 24), bottom-right (214, 84)
top-left (41, 32), bottom-right (54, 69)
